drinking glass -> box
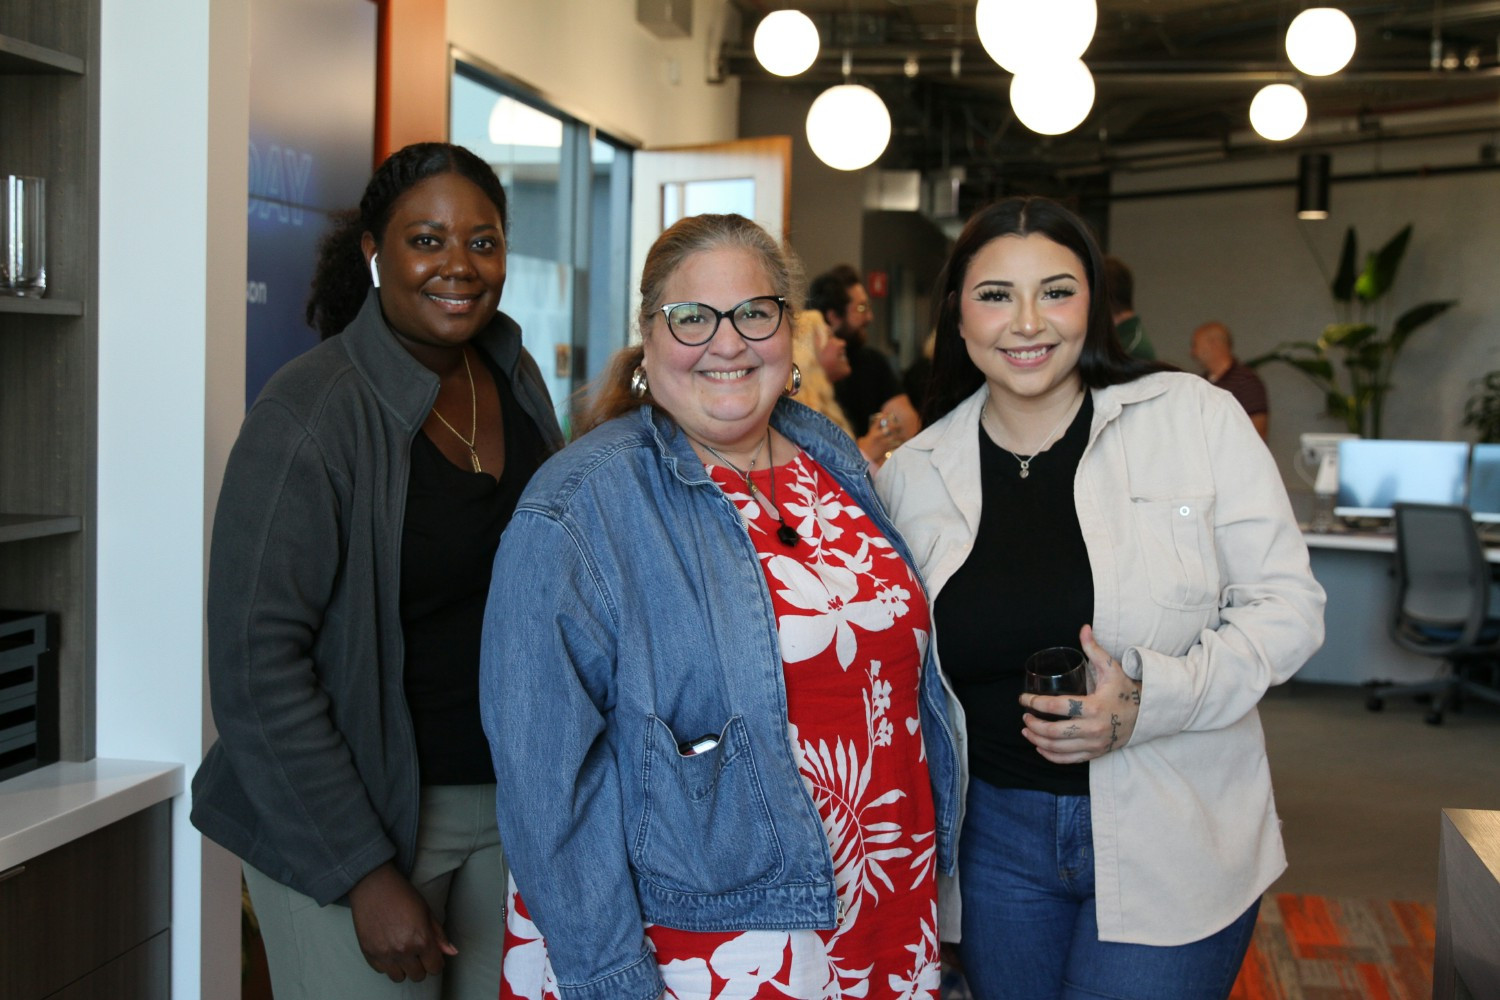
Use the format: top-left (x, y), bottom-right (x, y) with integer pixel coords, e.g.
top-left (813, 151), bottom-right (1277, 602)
top-left (1023, 646), bottom-right (1088, 722)
top-left (1, 175), bottom-right (47, 297)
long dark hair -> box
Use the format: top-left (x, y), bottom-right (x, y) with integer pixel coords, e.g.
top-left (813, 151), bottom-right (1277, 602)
top-left (923, 196), bottom-right (1168, 425)
top-left (305, 142), bottom-right (510, 339)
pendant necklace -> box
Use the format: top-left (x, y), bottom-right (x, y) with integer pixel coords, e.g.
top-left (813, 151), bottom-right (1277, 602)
top-left (694, 429), bottom-right (801, 548)
top-left (984, 391), bottom-right (1081, 480)
top-left (430, 347), bottom-right (482, 473)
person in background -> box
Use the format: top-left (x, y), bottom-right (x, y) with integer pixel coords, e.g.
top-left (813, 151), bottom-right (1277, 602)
top-left (904, 329), bottom-right (937, 416)
top-left (192, 142), bottom-right (563, 1000)
top-left (1191, 320), bottom-right (1270, 440)
top-left (482, 213), bottom-right (960, 1000)
top-left (1102, 255), bottom-right (1157, 360)
top-left (792, 307), bottom-right (855, 435)
top-left (794, 307), bottom-right (909, 468)
top-left (877, 196), bottom-right (1325, 1000)
top-left (808, 264), bottom-right (921, 442)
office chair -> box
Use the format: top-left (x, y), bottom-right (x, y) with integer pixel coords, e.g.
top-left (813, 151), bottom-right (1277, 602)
top-left (1366, 503), bottom-right (1500, 724)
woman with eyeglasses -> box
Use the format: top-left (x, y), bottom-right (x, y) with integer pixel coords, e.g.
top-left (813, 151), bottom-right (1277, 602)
top-left (480, 213), bottom-right (960, 1000)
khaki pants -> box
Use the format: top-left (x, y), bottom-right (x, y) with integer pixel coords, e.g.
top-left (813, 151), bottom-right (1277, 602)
top-left (244, 784), bottom-right (506, 1000)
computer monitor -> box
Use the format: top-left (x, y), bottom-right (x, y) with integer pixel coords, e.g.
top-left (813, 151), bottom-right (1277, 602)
top-left (1334, 439), bottom-right (1469, 518)
top-left (1468, 444), bottom-right (1500, 523)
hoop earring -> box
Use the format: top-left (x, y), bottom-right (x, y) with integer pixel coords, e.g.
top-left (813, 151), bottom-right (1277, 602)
top-left (630, 365), bottom-right (649, 399)
top-left (783, 363), bottom-right (802, 397)
top-left (369, 253), bottom-right (381, 288)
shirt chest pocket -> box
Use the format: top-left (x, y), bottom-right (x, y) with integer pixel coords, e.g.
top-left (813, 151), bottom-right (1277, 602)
top-left (1131, 495), bottom-right (1221, 611)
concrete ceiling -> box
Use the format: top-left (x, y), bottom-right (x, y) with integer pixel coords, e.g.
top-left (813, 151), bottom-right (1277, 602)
top-left (723, 1), bottom-right (1500, 181)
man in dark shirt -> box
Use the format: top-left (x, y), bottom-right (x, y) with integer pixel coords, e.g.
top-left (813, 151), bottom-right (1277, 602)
top-left (1192, 321), bottom-right (1269, 440)
top-left (806, 264), bottom-right (917, 442)
top-left (1103, 255), bottom-right (1157, 361)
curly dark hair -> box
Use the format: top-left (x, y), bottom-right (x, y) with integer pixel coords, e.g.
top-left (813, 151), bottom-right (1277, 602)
top-left (305, 142), bottom-right (510, 339)
top-left (923, 196), bottom-right (1169, 425)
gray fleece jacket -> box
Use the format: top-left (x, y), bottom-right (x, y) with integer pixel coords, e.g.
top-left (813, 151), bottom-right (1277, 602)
top-left (191, 291), bottom-right (563, 905)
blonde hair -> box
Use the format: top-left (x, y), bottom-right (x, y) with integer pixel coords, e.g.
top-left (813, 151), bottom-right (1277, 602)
top-left (791, 310), bottom-right (853, 436)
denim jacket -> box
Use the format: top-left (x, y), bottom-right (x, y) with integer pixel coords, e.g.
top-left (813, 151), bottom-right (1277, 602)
top-left (480, 398), bottom-right (960, 1000)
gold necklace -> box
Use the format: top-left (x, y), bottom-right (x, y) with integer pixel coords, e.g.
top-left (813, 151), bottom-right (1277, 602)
top-left (693, 430), bottom-right (801, 547)
top-left (984, 390), bottom-right (1082, 479)
top-left (430, 348), bottom-right (481, 473)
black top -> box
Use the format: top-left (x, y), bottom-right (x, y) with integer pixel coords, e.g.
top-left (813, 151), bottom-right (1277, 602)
top-left (834, 342), bottom-right (902, 437)
top-left (400, 351), bottom-right (549, 785)
top-left (934, 393), bottom-right (1095, 796)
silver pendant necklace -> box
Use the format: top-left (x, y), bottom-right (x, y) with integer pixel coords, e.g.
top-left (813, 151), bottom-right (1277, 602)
top-left (984, 392), bottom-right (1082, 479)
top-left (692, 429), bottom-right (801, 547)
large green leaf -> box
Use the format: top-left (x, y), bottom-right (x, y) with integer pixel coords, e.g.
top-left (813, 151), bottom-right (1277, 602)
top-left (1331, 227), bottom-right (1358, 302)
top-left (1270, 356), bottom-right (1336, 382)
top-left (1388, 299), bottom-right (1457, 353)
top-left (1354, 224), bottom-right (1412, 302)
top-left (1319, 322), bottom-right (1377, 349)
top-left (1247, 341), bottom-right (1323, 366)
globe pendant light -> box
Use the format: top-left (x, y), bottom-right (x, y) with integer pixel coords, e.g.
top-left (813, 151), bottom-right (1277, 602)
top-left (975, 0), bottom-right (1097, 74)
top-left (1010, 59), bottom-right (1095, 135)
top-left (1285, 7), bottom-right (1357, 77)
top-left (1249, 83), bottom-right (1308, 141)
top-left (754, 10), bottom-right (820, 78)
top-left (806, 83), bottom-right (891, 170)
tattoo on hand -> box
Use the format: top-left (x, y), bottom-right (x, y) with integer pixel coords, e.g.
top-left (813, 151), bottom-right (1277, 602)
top-left (1107, 713), bottom-right (1122, 751)
top-left (1067, 699), bottom-right (1084, 718)
top-left (1118, 686), bottom-right (1141, 706)
top-left (1062, 725), bottom-right (1080, 738)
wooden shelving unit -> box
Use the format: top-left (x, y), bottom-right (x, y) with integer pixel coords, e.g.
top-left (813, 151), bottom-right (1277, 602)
top-left (0, 1), bottom-right (101, 763)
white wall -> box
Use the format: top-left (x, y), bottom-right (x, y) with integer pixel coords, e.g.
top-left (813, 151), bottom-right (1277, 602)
top-left (1108, 136), bottom-right (1500, 489)
top-left (96, 0), bottom-right (248, 997)
top-left (448, 0), bottom-right (740, 148)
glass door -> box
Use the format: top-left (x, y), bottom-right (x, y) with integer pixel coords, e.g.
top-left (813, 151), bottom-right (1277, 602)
top-left (450, 63), bottom-right (631, 435)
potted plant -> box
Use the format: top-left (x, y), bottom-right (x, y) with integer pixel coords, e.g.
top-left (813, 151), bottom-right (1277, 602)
top-left (1249, 225), bottom-right (1457, 438)
top-left (1464, 370), bottom-right (1500, 443)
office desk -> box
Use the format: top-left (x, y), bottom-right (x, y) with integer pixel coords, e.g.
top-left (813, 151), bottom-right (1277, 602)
top-left (1296, 530), bottom-right (1500, 685)
top-left (1436, 809), bottom-right (1500, 999)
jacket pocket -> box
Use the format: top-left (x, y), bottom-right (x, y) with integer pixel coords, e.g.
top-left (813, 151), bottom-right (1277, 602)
top-left (1131, 495), bottom-right (1221, 611)
top-left (632, 715), bottom-right (785, 894)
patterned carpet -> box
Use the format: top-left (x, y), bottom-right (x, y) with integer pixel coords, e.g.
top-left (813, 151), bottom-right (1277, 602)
top-left (1230, 894), bottom-right (1436, 1000)
top-left (940, 893), bottom-right (1435, 1000)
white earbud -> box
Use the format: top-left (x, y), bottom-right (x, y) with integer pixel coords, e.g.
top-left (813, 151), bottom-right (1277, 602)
top-left (369, 253), bottom-right (381, 288)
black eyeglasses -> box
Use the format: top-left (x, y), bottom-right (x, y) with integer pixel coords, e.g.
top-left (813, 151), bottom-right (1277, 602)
top-left (656, 296), bottom-right (787, 346)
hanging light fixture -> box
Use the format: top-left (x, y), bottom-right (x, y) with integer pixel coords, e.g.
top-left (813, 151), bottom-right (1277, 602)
top-left (754, 10), bottom-right (820, 77)
top-left (1285, 8), bottom-right (1357, 77)
top-left (975, 0), bottom-right (1097, 73)
top-left (1249, 83), bottom-right (1308, 141)
top-left (1010, 60), bottom-right (1095, 135)
top-left (806, 82), bottom-right (891, 170)
top-left (1296, 153), bottom-right (1331, 219)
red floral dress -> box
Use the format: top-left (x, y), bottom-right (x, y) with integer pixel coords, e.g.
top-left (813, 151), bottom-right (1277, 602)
top-left (500, 451), bottom-right (939, 1000)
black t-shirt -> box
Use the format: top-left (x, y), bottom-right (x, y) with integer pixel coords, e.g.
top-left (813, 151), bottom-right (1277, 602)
top-left (399, 352), bottom-right (548, 785)
top-left (933, 394), bottom-right (1095, 796)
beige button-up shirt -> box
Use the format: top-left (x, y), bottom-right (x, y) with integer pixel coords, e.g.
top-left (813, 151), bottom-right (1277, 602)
top-left (877, 372), bottom-right (1326, 946)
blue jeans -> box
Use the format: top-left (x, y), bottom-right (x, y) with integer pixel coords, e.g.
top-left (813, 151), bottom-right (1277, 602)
top-left (957, 780), bottom-right (1258, 1000)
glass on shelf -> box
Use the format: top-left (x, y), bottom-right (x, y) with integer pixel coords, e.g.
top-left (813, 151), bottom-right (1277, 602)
top-left (1, 175), bottom-right (47, 297)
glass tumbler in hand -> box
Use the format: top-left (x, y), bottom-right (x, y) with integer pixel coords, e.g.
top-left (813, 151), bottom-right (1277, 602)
top-left (1023, 647), bottom-right (1088, 722)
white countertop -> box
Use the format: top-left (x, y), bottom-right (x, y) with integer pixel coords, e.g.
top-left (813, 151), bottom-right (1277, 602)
top-left (0, 758), bottom-right (184, 870)
top-left (1303, 527), bottom-right (1500, 562)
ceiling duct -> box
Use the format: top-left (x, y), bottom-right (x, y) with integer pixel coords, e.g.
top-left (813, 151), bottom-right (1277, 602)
top-left (638, 0), bottom-right (692, 39)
